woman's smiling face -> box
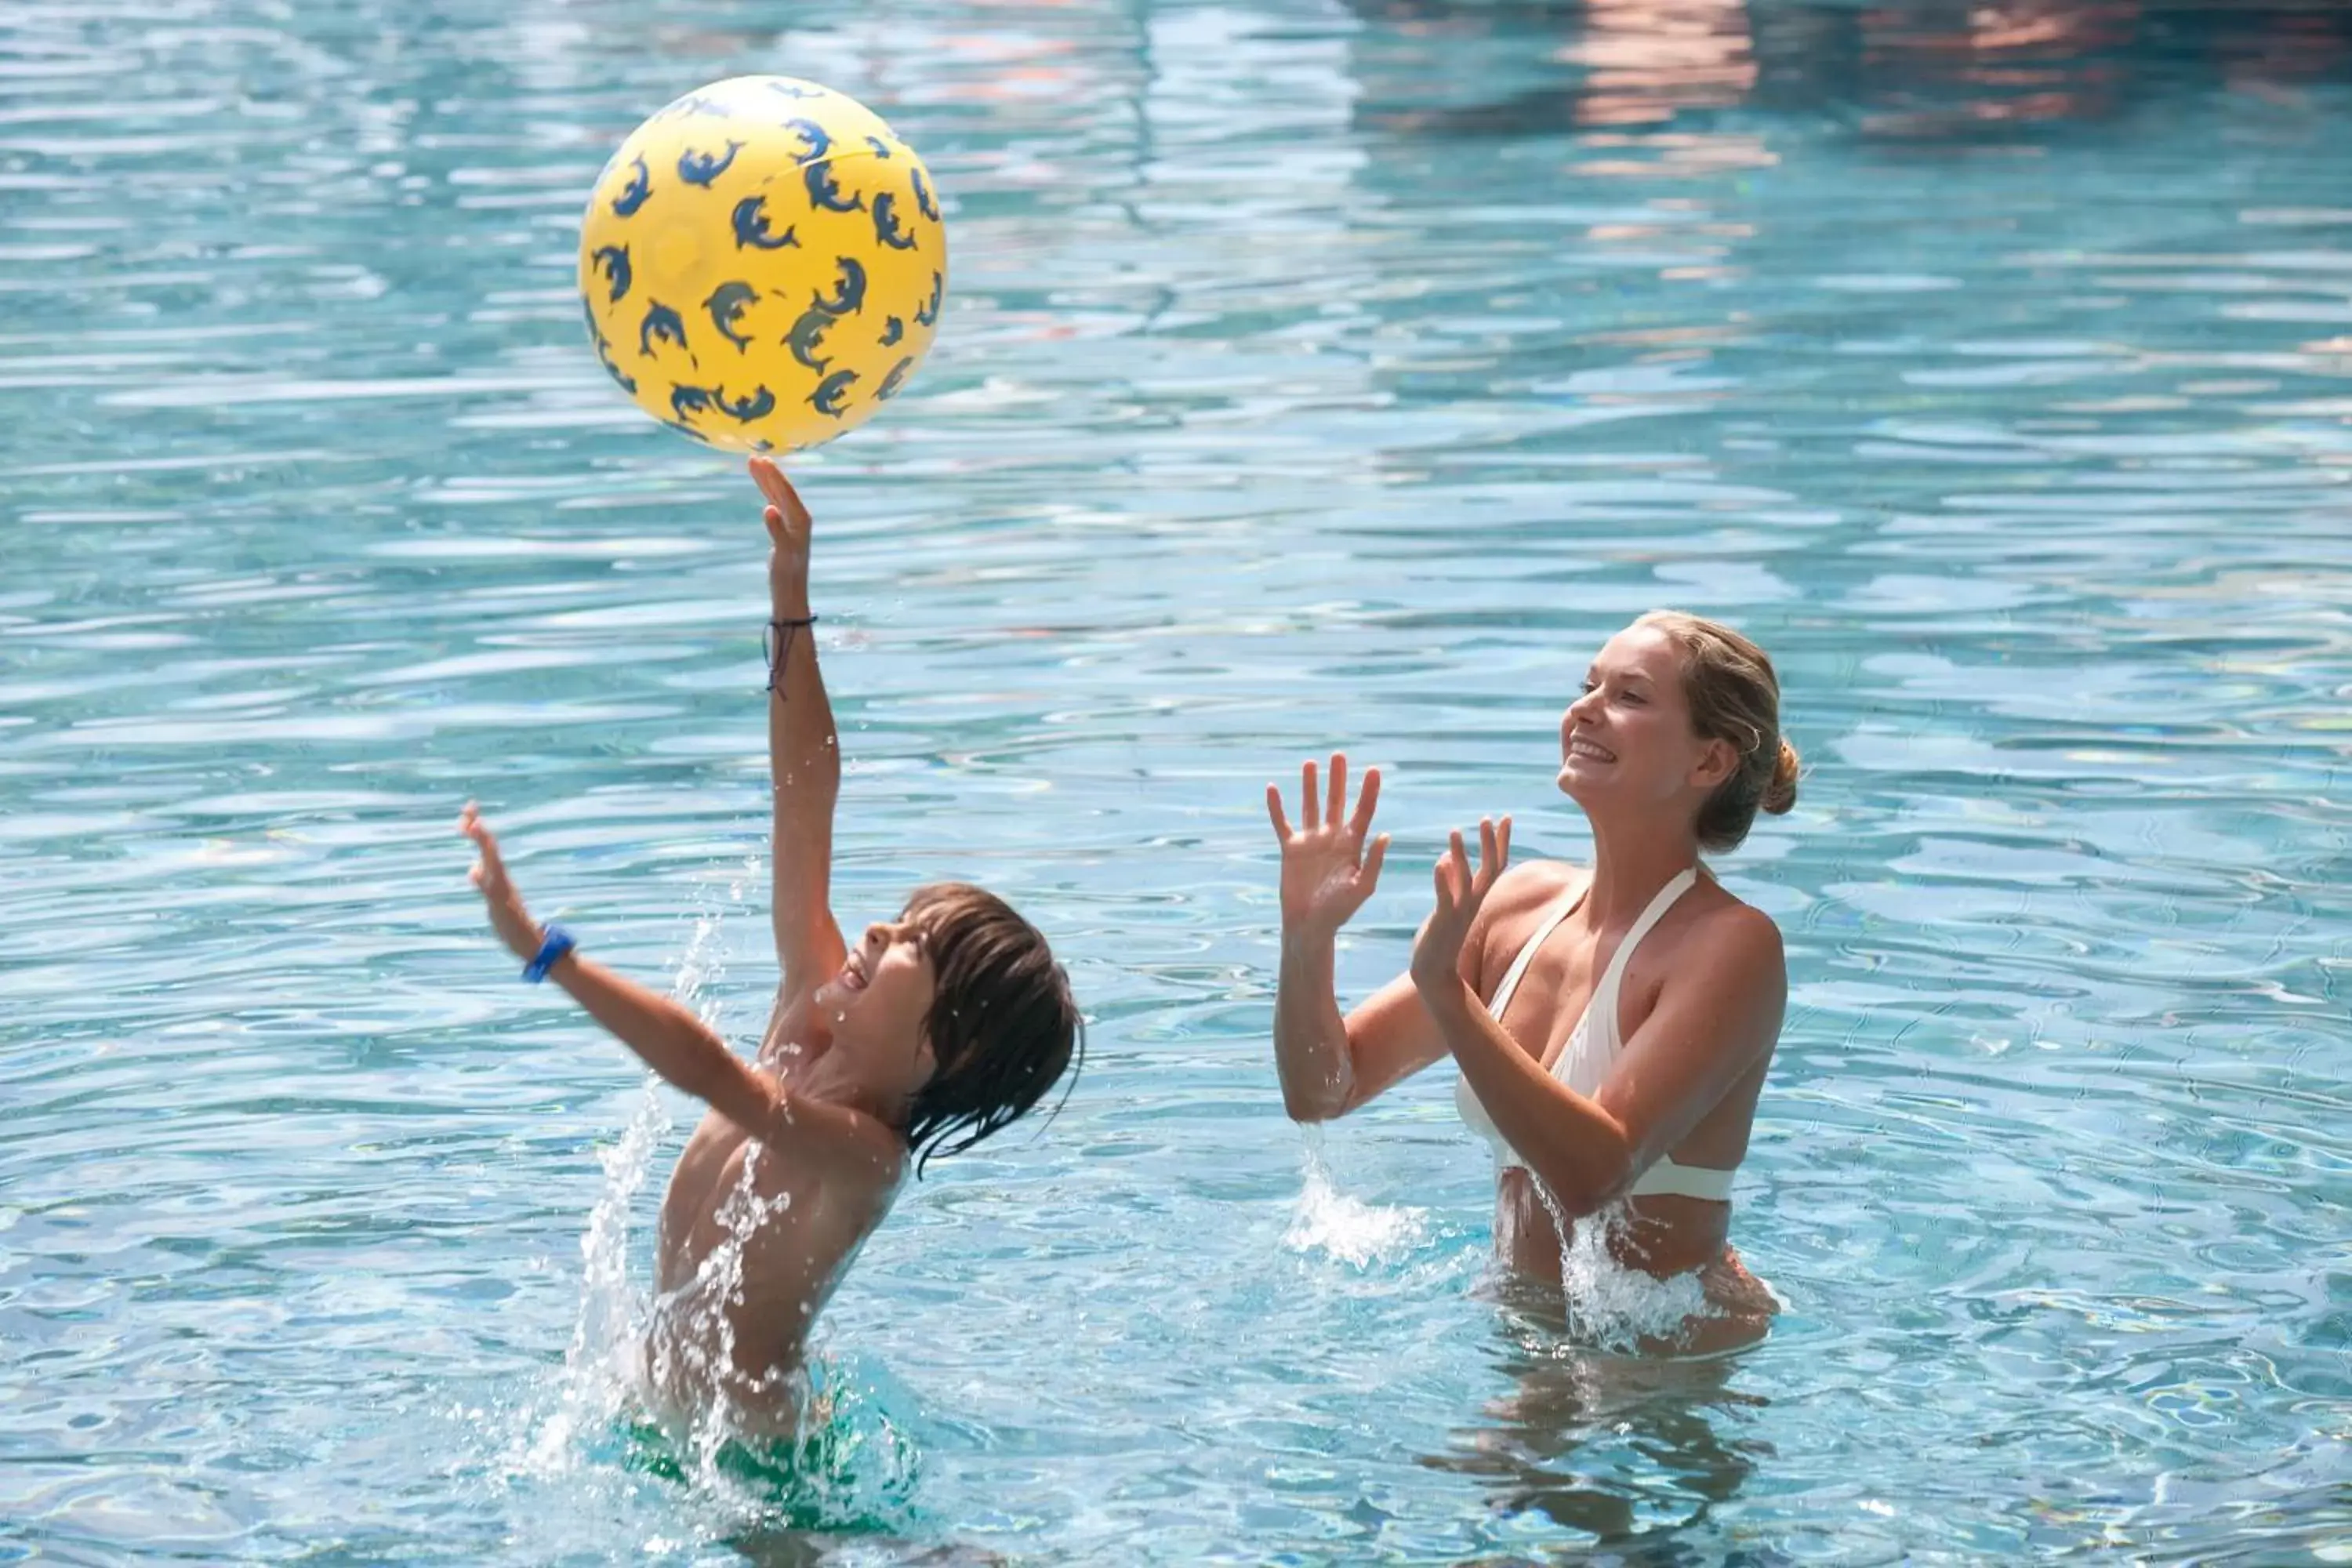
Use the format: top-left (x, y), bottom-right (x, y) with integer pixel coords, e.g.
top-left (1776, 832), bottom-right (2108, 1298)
top-left (1556, 622), bottom-right (1730, 815)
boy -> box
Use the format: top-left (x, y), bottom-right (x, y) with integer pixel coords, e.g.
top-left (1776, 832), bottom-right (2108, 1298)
top-left (460, 457), bottom-right (1081, 1433)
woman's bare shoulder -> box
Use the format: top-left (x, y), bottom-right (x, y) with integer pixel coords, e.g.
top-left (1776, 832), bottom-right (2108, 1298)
top-left (1483, 857), bottom-right (1585, 934)
top-left (1679, 877), bottom-right (1786, 969)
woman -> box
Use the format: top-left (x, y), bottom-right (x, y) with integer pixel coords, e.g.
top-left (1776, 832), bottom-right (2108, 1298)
top-left (1267, 612), bottom-right (1798, 1351)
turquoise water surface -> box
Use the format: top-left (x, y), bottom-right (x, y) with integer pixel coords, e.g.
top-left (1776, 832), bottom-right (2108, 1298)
top-left (5, 1), bottom-right (2350, 1562)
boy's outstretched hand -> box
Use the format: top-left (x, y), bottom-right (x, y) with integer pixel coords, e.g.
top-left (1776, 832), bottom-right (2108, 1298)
top-left (460, 801), bottom-right (544, 964)
top-left (750, 456), bottom-right (812, 618)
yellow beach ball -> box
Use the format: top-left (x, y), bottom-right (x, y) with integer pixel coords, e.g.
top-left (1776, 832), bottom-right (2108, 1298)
top-left (576, 75), bottom-right (948, 452)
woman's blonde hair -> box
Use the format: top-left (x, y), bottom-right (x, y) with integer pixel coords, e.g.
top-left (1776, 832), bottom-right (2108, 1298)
top-left (1635, 611), bottom-right (1799, 852)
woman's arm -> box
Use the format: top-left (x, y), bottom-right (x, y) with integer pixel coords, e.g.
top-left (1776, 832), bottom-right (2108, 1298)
top-left (1410, 823), bottom-right (1783, 1212)
top-left (1267, 755), bottom-right (1530, 1120)
top-left (1276, 953), bottom-right (1452, 1123)
top-left (1268, 754), bottom-right (1452, 1121)
top-left (750, 458), bottom-right (849, 1004)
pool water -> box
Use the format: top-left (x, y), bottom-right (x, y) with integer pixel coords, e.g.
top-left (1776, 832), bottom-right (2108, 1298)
top-left (4, 0), bottom-right (2350, 1561)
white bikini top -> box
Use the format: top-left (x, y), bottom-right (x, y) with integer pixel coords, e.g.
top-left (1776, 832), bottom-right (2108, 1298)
top-left (1453, 866), bottom-right (1737, 1203)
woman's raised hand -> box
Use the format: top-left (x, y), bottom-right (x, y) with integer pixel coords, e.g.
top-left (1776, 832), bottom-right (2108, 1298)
top-left (1265, 753), bottom-right (1390, 936)
top-left (1410, 815), bottom-right (1511, 997)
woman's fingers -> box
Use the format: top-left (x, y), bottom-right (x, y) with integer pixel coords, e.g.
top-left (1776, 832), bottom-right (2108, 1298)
top-left (1265, 782), bottom-right (1293, 840)
top-left (1324, 752), bottom-right (1346, 833)
top-left (1346, 764), bottom-right (1381, 844)
top-left (1359, 832), bottom-right (1388, 887)
top-left (1299, 759), bottom-right (1320, 831)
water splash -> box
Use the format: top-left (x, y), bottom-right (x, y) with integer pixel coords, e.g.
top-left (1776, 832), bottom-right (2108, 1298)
top-left (650, 1143), bottom-right (798, 1473)
top-left (517, 1083), bottom-right (671, 1479)
top-left (1554, 1204), bottom-right (1711, 1352)
top-left (510, 891), bottom-right (916, 1529)
top-left (1283, 1140), bottom-right (1428, 1269)
top-left (1518, 1175), bottom-right (1712, 1354)
top-left (514, 906), bottom-right (731, 1479)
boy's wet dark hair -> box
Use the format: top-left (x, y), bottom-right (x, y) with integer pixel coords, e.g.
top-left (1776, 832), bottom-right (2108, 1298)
top-left (898, 883), bottom-right (1083, 1175)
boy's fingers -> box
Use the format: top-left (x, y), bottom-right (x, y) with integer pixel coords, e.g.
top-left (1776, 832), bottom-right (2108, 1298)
top-left (772, 473), bottom-right (811, 526)
top-left (1361, 833), bottom-right (1388, 884)
top-left (751, 458), bottom-right (811, 525)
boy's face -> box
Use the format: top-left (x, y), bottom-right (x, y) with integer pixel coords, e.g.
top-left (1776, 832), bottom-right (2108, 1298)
top-left (813, 916), bottom-right (939, 1099)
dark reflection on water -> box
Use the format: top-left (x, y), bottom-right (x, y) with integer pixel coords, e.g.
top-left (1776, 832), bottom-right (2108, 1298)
top-left (1347, 0), bottom-right (2352, 142)
top-left (1426, 1304), bottom-right (1769, 1555)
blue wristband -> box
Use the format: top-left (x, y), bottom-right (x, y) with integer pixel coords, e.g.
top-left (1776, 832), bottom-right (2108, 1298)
top-left (524, 924), bottom-right (577, 983)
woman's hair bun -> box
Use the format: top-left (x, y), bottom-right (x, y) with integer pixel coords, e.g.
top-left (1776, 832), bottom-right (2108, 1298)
top-left (1762, 738), bottom-right (1800, 815)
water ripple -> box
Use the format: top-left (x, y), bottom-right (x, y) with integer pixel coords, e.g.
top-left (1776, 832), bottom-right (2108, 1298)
top-left (5, 0), bottom-right (2352, 1562)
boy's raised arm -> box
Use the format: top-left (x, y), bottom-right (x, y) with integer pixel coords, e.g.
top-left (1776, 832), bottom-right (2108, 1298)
top-left (459, 803), bottom-right (887, 1160)
top-left (751, 457), bottom-right (848, 1002)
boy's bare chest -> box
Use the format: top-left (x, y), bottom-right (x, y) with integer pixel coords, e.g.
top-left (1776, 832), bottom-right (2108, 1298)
top-left (653, 1107), bottom-right (895, 1303)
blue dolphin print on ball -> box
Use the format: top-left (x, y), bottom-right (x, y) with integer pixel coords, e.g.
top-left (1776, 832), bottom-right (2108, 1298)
top-left (767, 80), bottom-right (827, 100)
top-left (670, 383), bottom-right (717, 420)
top-left (731, 195), bottom-right (799, 252)
top-left (678, 140), bottom-right (745, 187)
top-left (804, 160), bottom-right (864, 215)
top-left (590, 244), bottom-right (631, 303)
top-left (872, 194), bottom-right (917, 252)
top-left (704, 281), bottom-right (760, 351)
top-left (583, 303), bottom-right (637, 394)
top-left (612, 154), bottom-right (653, 217)
top-left (812, 256), bottom-right (866, 316)
top-left (914, 270), bottom-right (942, 328)
top-left (663, 92), bottom-right (731, 120)
top-left (877, 357), bottom-right (915, 401)
top-left (640, 300), bottom-right (689, 357)
top-left (717, 385), bottom-right (777, 421)
top-left (911, 167), bottom-right (940, 223)
top-left (783, 118), bottom-right (833, 165)
top-left (880, 315), bottom-right (904, 347)
top-left (809, 369), bottom-right (859, 419)
top-left (786, 306), bottom-right (835, 373)
top-left (865, 136), bottom-right (893, 158)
